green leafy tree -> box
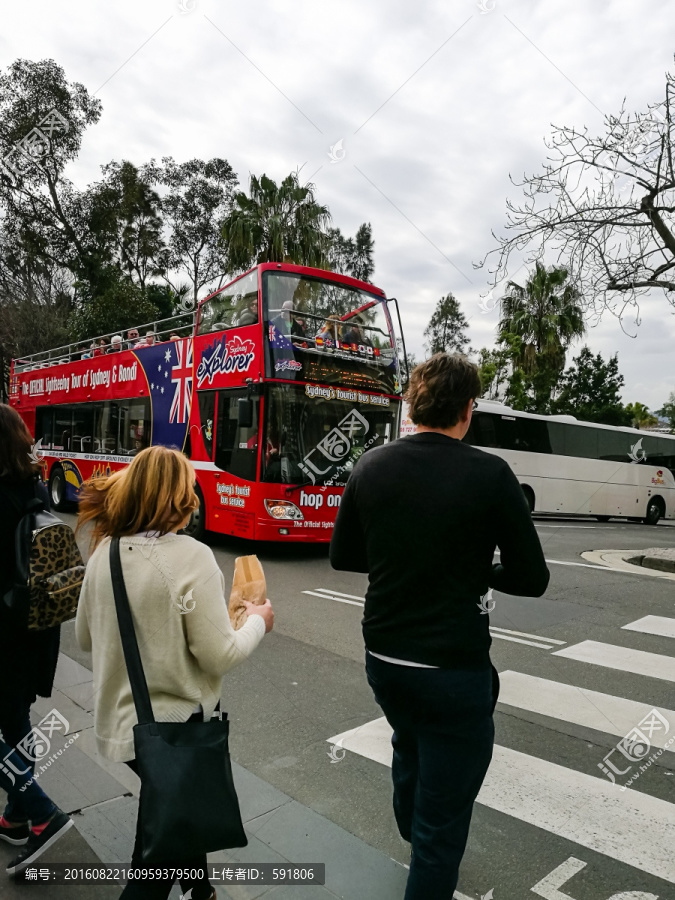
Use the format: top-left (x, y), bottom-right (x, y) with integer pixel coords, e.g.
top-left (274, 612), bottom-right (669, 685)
top-left (656, 391), bottom-right (675, 432)
top-left (68, 278), bottom-right (163, 341)
top-left (222, 172), bottom-right (331, 271)
top-left (476, 346), bottom-right (512, 400)
top-left (0, 59), bottom-right (102, 289)
top-left (146, 156), bottom-right (238, 309)
top-left (76, 161), bottom-right (164, 295)
top-left (424, 293), bottom-right (471, 356)
top-left (552, 347), bottom-right (632, 425)
top-left (498, 262), bottom-right (585, 412)
top-left (625, 401), bottom-right (658, 430)
top-left (327, 223), bottom-right (374, 282)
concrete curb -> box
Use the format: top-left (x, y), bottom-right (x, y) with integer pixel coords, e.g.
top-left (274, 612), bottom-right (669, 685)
top-left (625, 554), bottom-right (675, 573)
top-left (581, 550), bottom-right (675, 580)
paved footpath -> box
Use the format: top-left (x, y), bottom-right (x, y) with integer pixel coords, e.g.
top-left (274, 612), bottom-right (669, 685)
top-left (0, 652), bottom-right (410, 900)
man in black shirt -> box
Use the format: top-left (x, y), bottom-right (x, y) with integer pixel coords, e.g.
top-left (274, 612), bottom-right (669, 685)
top-left (330, 353), bottom-right (549, 899)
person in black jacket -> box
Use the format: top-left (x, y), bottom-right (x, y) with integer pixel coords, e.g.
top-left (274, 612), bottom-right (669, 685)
top-left (0, 404), bottom-right (73, 874)
top-left (330, 353), bottom-right (550, 900)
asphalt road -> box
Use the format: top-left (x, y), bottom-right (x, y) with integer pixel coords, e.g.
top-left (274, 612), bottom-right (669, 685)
top-left (60, 513), bottom-right (675, 900)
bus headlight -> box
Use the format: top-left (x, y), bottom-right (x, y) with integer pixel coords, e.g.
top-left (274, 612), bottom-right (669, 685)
top-left (264, 499), bottom-right (304, 520)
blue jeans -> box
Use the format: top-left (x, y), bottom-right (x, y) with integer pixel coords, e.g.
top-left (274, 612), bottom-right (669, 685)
top-left (0, 693), bottom-right (56, 825)
top-left (365, 653), bottom-right (499, 900)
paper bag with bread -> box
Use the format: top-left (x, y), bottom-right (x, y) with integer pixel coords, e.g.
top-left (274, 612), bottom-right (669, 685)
top-left (228, 555), bottom-right (267, 630)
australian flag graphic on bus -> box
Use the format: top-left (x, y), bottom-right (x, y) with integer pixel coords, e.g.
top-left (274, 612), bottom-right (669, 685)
top-left (137, 338), bottom-right (193, 450)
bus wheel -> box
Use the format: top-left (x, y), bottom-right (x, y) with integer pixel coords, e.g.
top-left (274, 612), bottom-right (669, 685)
top-left (595, 516), bottom-right (611, 522)
top-left (49, 467), bottom-right (68, 512)
top-left (643, 499), bottom-right (663, 526)
top-left (521, 485), bottom-right (535, 514)
top-left (181, 486), bottom-right (205, 540)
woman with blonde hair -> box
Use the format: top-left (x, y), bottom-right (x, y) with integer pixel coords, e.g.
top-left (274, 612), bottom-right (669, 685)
top-left (76, 446), bottom-right (273, 900)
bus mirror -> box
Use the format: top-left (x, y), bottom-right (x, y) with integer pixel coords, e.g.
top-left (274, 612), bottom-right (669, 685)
top-left (238, 398), bottom-right (253, 429)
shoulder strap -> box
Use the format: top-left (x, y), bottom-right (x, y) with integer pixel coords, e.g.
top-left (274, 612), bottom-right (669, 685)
top-left (12, 497), bottom-right (45, 589)
top-left (109, 538), bottom-right (155, 726)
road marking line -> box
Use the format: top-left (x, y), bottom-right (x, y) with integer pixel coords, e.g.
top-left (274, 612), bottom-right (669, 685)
top-left (327, 720), bottom-right (675, 883)
top-left (536, 525), bottom-right (597, 529)
top-left (498, 671), bottom-right (675, 750)
top-left (622, 615), bottom-right (675, 640)
top-left (302, 591), bottom-right (364, 607)
top-left (491, 626), bottom-right (566, 645)
top-left (304, 595), bottom-right (562, 649)
top-left (312, 588), bottom-right (366, 602)
top-left (490, 634), bottom-right (554, 650)
top-left (547, 559), bottom-right (617, 570)
top-left (553, 641), bottom-right (675, 683)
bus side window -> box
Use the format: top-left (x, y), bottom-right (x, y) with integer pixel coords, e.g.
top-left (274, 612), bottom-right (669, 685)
top-left (117, 399), bottom-right (150, 455)
top-left (71, 405), bottom-right (95, 454)
top-left (472, 413), bottom-right (497, 447)
top-left (54, 408), bottom-right (74, 451)
top-left (516, 418), bottom-right (551, 453)
top-left (36, 407), bottom-right (55, 450)
top-left (93, 402), bottom-right (119, 454)
top-left (215, 390), bottom-right (259, 481)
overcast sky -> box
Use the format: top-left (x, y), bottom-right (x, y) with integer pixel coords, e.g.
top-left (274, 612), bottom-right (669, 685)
top-left (2, 0), bottom-right (674, 407)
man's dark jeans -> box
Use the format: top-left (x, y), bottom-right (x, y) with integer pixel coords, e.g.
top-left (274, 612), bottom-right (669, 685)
top-left (365, 652), bottom-right (499, 900)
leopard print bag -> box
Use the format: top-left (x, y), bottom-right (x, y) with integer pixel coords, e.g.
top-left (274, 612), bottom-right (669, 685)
top-left (3, 501), bottom-right (85, 631)
top-left (28, 518), bottom-right (85, 630)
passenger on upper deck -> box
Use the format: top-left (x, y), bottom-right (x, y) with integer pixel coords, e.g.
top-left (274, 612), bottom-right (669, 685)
top-left (93, 339), bottom-right (107, 357)
top-left (291, 315), bottom-right (306, 341)
top-left (107, 335), bottom-right (122, 353)
top-left (271, 300), bottom-right (294, 336)
top-left (317, 315), bottom-right (341, 344)
top-left (341, 317), bottom-right (372, 348)
top-left (237, 298), bottom-right (259, 327)
top-left (126, 329), bottom-right (140, 350)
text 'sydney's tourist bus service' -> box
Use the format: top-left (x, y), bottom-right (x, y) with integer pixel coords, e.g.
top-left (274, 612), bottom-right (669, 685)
top-left (10, 263), bottom-right (404, 542)
top-left (403, 399), bottom-right (675, 525)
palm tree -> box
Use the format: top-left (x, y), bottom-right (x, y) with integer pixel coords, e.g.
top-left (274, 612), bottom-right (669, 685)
top-left (625, 402), bottom-right (658, 430)
top-left (222, 172), bottom-right (331, 272)
top-left (498, 263), bottom-right (586, 375)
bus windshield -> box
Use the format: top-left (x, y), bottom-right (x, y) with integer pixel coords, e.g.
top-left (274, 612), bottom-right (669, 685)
top-left (262, 383), bottom-right (399, 486)
top-left (262, 271), bottom-right (400, 394)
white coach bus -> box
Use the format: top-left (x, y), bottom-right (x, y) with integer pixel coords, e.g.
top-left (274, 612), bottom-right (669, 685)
top-left (400, 400), bottom-right (675, 525)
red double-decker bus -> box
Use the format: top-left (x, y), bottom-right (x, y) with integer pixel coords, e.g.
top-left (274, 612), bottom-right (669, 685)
top-left (10, 263), bottom-right (405, 542)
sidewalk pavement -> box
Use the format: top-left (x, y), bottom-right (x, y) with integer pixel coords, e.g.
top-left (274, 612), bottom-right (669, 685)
top-left (0, 653), bottom-right (410, 899)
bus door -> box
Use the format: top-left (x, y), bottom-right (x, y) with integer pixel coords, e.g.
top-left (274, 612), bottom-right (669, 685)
top-left (210, 388), bottom-right (261, 538)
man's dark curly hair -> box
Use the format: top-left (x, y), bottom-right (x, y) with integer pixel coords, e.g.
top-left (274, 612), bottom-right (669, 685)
top-left (404, 353), bottom-right (481, 428)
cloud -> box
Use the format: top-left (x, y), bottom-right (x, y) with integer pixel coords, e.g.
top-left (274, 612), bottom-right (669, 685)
top-left (3, 0), bottom-right (674, 405)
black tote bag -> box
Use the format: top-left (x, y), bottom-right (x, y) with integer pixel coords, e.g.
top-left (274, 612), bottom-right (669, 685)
top-left (109, 538), bottom-right (247, 861)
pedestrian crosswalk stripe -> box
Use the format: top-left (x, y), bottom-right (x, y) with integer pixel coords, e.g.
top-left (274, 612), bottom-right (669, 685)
top-left (312, 588), bottom-right (366, 602)
top-left (498, 671), bottom-right (675, 751)
top-left (327, 720), bottom-right (675, 883)
top-left (552, 640), bottom-right (675, 682)
top-left (302, 590), bottom-right (364, 607)
top-left (489, 633), bottom-right (554, 650)
top-left (622, 615), bottom-right (675, 640)
top-left (491, 626), bottom-right (566, 645)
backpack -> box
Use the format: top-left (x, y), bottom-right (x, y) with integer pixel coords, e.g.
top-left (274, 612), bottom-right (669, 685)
top-left (2, 494), bottom-right (85, 631)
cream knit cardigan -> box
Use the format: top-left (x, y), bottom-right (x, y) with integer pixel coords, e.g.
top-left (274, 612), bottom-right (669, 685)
top-left (75, 532), bottom-right (265, 762)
